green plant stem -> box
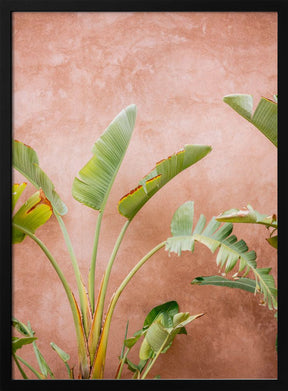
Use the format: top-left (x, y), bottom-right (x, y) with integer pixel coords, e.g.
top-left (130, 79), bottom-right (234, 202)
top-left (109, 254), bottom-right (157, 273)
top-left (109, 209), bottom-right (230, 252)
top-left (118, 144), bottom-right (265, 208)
top-left (115, 348), bottom-right (130, 379)
top-left (12, 223), bottom-right (90, 378)
top-left (88, 211), bottom-right (104, 312)
top-left (91, 220), bottom-right (131, 348)
top-left (101, 220), bottom-right (131, 307)
top-left (14, 353), bottom-right (44, 379)
top-left (13, 224), bottom-right (72, 299)
top-left (12, 353), bottom-right (29, 379)
top-left (90, 240), bottom-right (165, 379)
top-left (115, 320), bottom-right (130, 379)
top-left (113, 241), bottom-right (166, 308)
top-left (141, 336), bottom-right (169, 379)
top-left (54, 213), bottom-right (90, 336)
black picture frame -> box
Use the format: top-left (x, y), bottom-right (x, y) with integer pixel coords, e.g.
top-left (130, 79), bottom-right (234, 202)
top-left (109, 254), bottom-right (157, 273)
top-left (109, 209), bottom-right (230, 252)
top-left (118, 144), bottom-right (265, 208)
top-left (1, 1), bottom-right (287, 390)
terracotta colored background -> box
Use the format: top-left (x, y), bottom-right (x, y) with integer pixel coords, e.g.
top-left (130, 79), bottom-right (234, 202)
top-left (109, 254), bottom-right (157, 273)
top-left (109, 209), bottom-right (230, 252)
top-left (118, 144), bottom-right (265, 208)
top-left (12, 12), bottom-right (277, 379)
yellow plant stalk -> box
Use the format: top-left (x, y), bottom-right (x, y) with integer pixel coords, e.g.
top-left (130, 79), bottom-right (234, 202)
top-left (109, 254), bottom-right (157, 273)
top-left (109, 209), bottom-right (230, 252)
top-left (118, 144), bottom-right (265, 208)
top-left (90, 241), bottom-right (166, 379)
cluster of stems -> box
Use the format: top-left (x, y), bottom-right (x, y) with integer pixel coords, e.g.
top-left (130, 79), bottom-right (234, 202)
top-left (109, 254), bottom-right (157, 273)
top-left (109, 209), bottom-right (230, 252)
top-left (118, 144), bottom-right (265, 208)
top-left (15, 207), bottom-right (165, 379)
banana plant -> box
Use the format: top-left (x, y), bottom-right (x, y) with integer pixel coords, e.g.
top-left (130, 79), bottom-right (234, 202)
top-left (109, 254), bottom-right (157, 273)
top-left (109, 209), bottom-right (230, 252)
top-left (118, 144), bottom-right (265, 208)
top-left (12, 104), bottom-right (212, 379)
top-left (13, 102), bottom-right (276, 379)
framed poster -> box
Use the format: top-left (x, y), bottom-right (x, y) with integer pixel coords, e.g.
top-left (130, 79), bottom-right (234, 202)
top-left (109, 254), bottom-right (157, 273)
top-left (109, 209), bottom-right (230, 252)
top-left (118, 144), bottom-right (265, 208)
top-left (1, 0), bottom-right (285, 389)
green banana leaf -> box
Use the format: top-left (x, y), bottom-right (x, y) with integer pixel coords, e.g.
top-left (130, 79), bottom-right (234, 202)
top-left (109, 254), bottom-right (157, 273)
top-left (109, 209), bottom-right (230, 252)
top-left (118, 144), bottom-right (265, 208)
top-left (165, 201), bottom-right (277, 310)
top-left (13, 140), bottom-right (67, 215)
top-left (12, 182), bottom-right (27, 212)
top-left (267, 235), bottom-right (278, 249)
top-left (118, 302), bottom-right (204, 379)
top-left (216, 204), bottom-right (277, 249)
top-left (12, 189), bottom-right (53, 244)
top-left (216, 204), bottom-right (277, 229)
top-left (139, 311), bottom-right (203, 360)
top-left (223, 94), bottom-right (277, 147)
top-left (12, 337), bottom-right (37, 354)
top-left (123, 300), bottom-right (203, 372)
top-left (191, 275), bottom-right (257, 293)
top-left (124, 301), bottom-right (182, 350)
top-left (118, 145), bottom-right (212, 220)
top-left (143, 301), bottom-right (180, 329)
top-left (72, 104), bottom-right (136, 211)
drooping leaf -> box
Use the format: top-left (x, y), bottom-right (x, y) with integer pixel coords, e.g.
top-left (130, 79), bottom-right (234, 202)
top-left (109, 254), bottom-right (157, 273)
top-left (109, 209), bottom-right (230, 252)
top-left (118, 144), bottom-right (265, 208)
top-left (118, 145), bottom-right (211, 220)
top-left (12, 337), bottom-right (37, 353)
top-left (216, 204), bottom-right (277, 229)
top-left (12, 183), bottom-right (27, 212)
top-left (165, 201), bottom-right (277, 310)
top-left (72, 104), bottom-right (137, 211)
top-left (191, 275), bottom-right (257, 293)
top-left (13, 140), bottom-right (67, 215)
top-left (223, 94), bottom-right (277, 147)
top-left (12, 189), bottom-right (53, 244)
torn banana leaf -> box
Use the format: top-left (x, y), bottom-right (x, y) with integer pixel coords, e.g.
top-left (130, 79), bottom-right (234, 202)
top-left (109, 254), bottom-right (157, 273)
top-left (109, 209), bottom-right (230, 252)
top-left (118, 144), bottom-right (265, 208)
top-left (216, 204), bottom-right (277, 229)
top-left (166, 201), bottom-right (277, 310)
top-left (216, 204), bottom-right (277, 249)
top-left (12, 189), bottom-right (53, 244)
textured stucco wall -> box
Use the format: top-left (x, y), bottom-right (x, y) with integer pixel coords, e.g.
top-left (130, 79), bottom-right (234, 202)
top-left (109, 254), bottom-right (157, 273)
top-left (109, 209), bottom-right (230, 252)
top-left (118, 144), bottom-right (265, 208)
top-left (12, 12), bottom-right (277, 379)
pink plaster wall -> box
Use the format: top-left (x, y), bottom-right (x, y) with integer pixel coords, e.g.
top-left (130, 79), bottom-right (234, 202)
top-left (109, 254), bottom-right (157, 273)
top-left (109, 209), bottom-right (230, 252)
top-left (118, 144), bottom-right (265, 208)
top-left (12, 12), bottom-right (277, 379)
